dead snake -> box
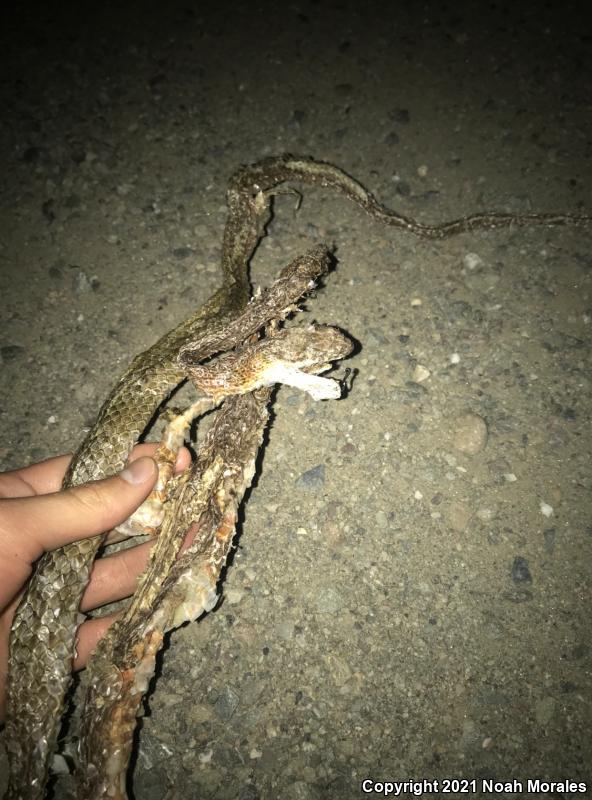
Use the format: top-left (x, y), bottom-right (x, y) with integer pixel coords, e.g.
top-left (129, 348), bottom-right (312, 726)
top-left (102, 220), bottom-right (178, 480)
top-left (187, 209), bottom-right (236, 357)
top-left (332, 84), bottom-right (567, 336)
top-left (4, 155), bottom-right (591, 799)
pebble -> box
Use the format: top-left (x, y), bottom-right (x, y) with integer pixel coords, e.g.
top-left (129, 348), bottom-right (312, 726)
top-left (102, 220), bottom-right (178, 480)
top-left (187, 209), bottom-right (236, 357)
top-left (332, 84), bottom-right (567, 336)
top-left (412, 364), bottom-right (430, 382)
top-left (375, 509), bottom-right (389, 529)
top-left (225, 587), bottom-right (244, 605)
top-left (0, 345), bottom-right (24, 362)
top-left (511, 557), bottom-right (532, 584)
top-left (453, 413), bottom-right (488, 454)
top-left (323, 653), bottom-right (352, 686)
top-left (213, 686), bottom-right (240, 721)
top-left (50, 754), bottom-right (70, 775)
top-left (447, 501), bottom-right (472, 532)
top-left (72, 269), bottom-right (93, 293)
top-left (198, 747), bottom-right (214, 764)
top-left (463, 252), bottom-right (483, 270)
top-left (275, 621), bottom-right (295, 640)
top-left (295, 464), bottom-right (326, 490)
top-left (172, 246), bottom-right (196, 260)
top-left (314, 587), bottom-right (344, 614)
top-left (543, 528), bottom-right (556, 553)
top-left (540, 501), bottom-right (553, 517)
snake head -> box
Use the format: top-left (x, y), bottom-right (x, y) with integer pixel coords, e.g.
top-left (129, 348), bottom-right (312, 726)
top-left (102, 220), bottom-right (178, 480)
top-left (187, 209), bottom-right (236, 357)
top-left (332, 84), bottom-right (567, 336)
top-left (188, 324), bottom-right (353, 403)
top-left (254, 324), bottom-right (353, 401)
top-left (263, 324), bottom-right (353, 371)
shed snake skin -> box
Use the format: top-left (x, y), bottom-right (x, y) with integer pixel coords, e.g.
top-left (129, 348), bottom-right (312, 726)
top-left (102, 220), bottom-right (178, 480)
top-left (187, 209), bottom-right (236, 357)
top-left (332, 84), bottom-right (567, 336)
top-left (4, 155), bottom-right (591, 799)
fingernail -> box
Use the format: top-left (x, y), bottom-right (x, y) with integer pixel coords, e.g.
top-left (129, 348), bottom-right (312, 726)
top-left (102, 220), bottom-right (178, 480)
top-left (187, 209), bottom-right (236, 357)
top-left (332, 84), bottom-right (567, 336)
top-left (120, 456), bottom-right (156, 485)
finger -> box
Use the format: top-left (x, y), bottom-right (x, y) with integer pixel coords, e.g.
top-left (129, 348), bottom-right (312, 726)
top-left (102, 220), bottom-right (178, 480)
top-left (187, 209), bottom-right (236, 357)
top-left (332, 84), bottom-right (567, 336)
top-left (74, 612), bottom-right (119, 670)
top-left (81, 540), bottom-right (153, 611)
top-left (0, 445), bottom-right (191, 501)
top-left (0, 457), bottom-right (158, 562)
top-left (129, 443), bottom-right (192, 474)
top-left (82, 518), bottom-right (198, 610)
top-left (74, 522), bottom-right (197, 667)
top-left (0, 455), bottom-right (72, 498)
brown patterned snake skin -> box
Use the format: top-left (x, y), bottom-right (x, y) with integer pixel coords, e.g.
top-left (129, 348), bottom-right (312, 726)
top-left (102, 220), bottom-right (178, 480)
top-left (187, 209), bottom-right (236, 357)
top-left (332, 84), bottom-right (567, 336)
top-left (4, 155), bottom-right (591, 799)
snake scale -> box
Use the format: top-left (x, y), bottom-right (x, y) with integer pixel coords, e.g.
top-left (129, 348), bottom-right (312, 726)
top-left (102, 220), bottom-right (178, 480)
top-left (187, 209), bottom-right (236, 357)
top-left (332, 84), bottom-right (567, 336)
top-left (4, 155), bottom-right (591, 799)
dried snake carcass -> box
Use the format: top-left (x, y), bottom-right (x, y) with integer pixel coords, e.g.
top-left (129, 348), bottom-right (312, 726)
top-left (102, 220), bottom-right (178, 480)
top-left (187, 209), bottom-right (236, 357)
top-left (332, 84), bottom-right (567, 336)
top-left (4, 156), bottom-right (591, 799)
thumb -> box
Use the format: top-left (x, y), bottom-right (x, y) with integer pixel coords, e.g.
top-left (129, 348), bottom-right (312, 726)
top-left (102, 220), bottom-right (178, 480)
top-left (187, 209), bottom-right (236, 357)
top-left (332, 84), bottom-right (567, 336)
top-left (0, 456), bottom-right (158, 562)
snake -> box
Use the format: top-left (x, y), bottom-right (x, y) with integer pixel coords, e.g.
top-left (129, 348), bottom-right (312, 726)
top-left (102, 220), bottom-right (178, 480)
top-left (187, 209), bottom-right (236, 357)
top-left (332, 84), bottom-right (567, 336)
top-left (4, 155), bottom-right (591, 799)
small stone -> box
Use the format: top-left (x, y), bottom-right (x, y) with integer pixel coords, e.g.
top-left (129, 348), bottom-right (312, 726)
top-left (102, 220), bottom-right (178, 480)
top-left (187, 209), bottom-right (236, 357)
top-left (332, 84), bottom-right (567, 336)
top-left (198, 747), bottom-right (213, 764)
top-left (323, 653), bottom-right (352, 686)
top-left (540, 501), bottom-right (553, 517)
top-left (50, 754), bottom-right (70, 775)
top-left (410, 297), bottom-right (422, 306)
top-left (463, 252), bottom-right (483, 270)
top-left (276, 621), bottom-right (295, 640)
top-left (72, 269), bottom-right (92, 294)
top-left (213, 686), bottom-right (240, 721)
top-left (375, 510), bottom-right (388, 528)
top-left (295, 464), bottom-right (325, 490)
top-left (543, 528), bottom-right (556, 553)
top-left (450, 352), bottom-right (460, 364)
top-left (314, 587), bottom-right (344, 614)
top-left (0, 345), bottom-right (24, 362)
top-left (225, 587), bottom-right (244, 605)
top-left (172, 246), bottom-right (195, 260)
top-left (412, 364), bottom-right (430, 382)
top-left (417, 164), bottom-right (429, 177)
top-left (453, 413), bottom-right (488, 454)
top-left (447, 502), bottom-right (471, 532)
top-left (511, 557), bottom-right (532, 584)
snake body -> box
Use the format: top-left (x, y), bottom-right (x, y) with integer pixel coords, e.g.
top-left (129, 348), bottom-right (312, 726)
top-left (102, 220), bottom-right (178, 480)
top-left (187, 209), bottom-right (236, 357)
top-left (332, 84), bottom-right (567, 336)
top-left (4, 156), bottom-right (591, 799)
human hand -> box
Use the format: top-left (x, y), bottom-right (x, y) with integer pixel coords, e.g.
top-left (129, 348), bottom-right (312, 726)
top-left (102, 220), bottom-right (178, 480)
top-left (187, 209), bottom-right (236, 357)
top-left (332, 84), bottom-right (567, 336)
top-left (0, 445), bottom-right (191, 723)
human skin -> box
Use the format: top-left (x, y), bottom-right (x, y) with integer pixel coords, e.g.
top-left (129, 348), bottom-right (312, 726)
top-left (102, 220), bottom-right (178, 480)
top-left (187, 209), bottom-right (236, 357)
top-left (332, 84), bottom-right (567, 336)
top-left (0, 444), bottom-right (191, 723)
